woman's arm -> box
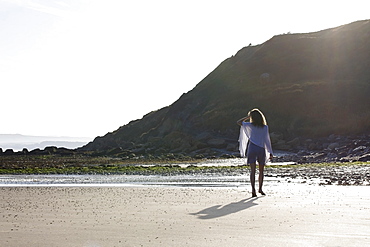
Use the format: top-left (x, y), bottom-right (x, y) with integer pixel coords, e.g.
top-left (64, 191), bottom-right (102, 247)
top-left (237, 116), bottom-right (250, 126)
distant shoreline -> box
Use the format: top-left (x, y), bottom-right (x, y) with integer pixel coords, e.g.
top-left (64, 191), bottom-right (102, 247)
top-left (0, 134), bottom-right (92, 151)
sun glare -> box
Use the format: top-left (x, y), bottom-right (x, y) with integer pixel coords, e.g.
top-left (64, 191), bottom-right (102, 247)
top-left (0, 0), bottom-right (369, 137)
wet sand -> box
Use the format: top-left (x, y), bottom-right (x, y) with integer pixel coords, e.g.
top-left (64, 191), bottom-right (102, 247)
top-left (1, 183), bottom-right (369, 247)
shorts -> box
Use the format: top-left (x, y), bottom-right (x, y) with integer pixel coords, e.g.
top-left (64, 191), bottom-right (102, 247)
top-left (246, 142), bottom-right (266, 165)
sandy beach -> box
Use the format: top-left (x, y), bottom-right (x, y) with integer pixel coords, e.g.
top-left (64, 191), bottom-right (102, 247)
top-left (1, 183), bottom-right (369, 247)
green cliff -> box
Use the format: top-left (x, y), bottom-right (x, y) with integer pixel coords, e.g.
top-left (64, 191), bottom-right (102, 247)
top-left (81, 20), bottom-right (370, 157)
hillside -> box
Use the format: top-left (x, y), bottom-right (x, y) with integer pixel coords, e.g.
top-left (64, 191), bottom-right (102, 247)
top-left (81, 20), bottom-right (370, 158)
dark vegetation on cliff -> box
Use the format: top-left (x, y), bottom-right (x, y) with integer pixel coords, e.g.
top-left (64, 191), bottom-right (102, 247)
top-left (80, 20), bottom-right (370, 158)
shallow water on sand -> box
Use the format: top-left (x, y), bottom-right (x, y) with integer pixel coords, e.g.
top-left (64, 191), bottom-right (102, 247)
top-left (0, 174), bottom-right (251, 187)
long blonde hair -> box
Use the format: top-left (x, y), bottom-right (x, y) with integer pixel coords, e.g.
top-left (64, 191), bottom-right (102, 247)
top-left (248, 108), bottom-right (267, 127)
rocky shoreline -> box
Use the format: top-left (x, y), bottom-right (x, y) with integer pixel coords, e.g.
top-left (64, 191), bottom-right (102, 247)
top-left (0, 145), bottom-right (369, 186)
top-left (0, 134), bottom-right (369, 165)
top-left (272, 134), bottom-right (370, 163)
top-left (266, 163), bottom-right (370, 186)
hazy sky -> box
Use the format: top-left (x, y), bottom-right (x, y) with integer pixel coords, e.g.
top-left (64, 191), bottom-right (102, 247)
top-left (1, 0), bottom-right (368, 138)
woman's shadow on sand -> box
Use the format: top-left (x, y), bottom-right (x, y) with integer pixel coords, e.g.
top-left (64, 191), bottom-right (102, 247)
top-left (190, 197), bottom-right (258, 219)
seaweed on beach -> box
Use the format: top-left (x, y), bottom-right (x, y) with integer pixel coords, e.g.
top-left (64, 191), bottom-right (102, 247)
top-left (1, 155), bottom-right (369, 185)
top-left (266, 162), bottom-right (370, 186)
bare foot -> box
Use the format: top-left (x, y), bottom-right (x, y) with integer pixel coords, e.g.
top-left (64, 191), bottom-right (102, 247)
top-left (252, 190), bottom-right (257, 197)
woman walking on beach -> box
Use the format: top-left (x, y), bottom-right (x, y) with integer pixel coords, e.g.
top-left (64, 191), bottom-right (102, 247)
top-left (237, 108), bottom-right (273, 197)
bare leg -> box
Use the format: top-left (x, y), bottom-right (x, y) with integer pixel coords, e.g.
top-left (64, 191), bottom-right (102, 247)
top-left (250, 163), bottom-right (257, 197)
top-left (258, 164), bottom-right (266, 195)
